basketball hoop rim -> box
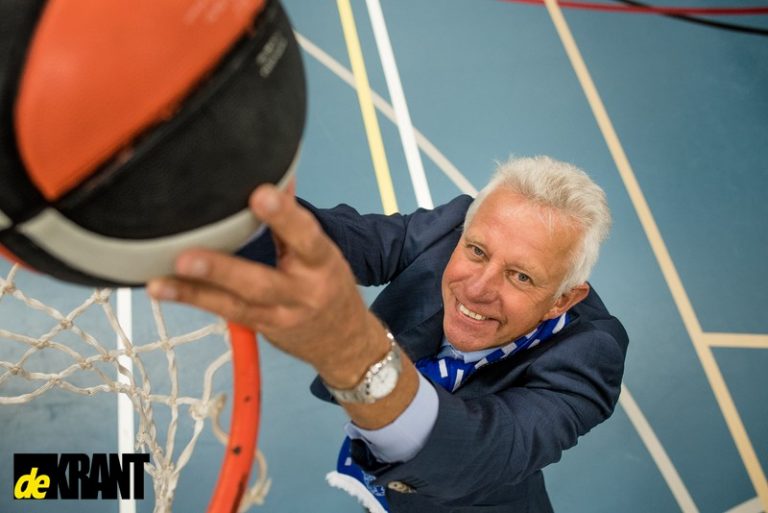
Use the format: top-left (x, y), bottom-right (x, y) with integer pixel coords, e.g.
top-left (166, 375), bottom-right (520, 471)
top-left (207, 322), bottom-right (261, 513)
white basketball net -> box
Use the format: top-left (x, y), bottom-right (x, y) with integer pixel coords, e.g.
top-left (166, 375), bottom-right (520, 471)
top-left (0, 264), bottom-right (269, 512)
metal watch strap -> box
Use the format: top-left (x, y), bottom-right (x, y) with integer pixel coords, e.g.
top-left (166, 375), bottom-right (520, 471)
top-left (325, 330), bottom-right (402, 404)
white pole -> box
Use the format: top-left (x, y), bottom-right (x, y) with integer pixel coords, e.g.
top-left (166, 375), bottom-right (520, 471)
top-left (116, 288), bottom-right (136, 513)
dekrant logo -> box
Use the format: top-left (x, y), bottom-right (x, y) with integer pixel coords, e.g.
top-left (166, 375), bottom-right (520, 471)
top-left (13, 453), bottom-right (149, 500)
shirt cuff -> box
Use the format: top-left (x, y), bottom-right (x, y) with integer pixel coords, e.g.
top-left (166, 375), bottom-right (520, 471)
top-left (345, 373), bottom-right (439, 463)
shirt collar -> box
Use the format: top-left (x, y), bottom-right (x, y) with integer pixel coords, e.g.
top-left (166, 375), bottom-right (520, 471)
top-left (438, 338), bottom-right (514, 363)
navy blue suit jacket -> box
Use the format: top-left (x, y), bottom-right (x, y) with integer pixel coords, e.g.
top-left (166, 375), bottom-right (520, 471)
top-left (240, 195), bottom-right (629, 512)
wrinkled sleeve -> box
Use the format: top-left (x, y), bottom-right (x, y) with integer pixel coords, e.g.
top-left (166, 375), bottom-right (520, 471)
top-left (299, 196), bottom-right (472, 286)
top-left (238, 195), bottom-right (473, 286)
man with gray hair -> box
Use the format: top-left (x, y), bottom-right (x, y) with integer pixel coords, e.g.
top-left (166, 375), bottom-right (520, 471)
top-left (149, 155), bottom-right (628, 512)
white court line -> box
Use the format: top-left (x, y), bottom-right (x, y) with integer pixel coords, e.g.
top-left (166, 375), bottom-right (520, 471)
top-left (295, 33), bottom-right (478, 197)
top-left (337, 0), bottom-right (399, 214)
top-left (364, 0), bottom-right (433, 209)
top-left (724, 497), bottom-right (763, 513)
top-left (116, 288), bottom-right (135, 513)
top-left (620, 385), bottom-right (699, 512)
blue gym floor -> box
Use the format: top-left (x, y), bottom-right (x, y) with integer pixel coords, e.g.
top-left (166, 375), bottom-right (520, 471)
top-left (1, 1), bottom-right (767, 512)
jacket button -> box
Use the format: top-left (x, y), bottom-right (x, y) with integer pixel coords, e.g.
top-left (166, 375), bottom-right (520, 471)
top-left (387, 481), bottom-right (415, 493)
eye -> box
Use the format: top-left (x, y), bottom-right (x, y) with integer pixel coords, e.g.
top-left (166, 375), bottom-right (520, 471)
top-left (507, 270), bottom-right (532, 285)
top-left (467, 244), bottom-right (485, 258)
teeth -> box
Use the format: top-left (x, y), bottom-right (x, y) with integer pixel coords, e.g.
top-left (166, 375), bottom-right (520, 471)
top-left (459, 303), bottom-right (487, 321)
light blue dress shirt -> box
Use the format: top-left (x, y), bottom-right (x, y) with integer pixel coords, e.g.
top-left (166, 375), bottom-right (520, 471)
top-left (345, 341), bottom-right (500, 463)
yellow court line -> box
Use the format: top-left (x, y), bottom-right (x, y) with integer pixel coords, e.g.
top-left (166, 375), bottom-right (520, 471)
top-left (703, 333), bottom-right (768, 350)
top-left (541, 0), bottom-right (768, 509)
top-left (336, 0), bottom-right (399, 215)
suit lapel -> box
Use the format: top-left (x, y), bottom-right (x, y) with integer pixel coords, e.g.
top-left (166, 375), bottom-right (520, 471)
top-left (394, 307), bottom-right (445, 362)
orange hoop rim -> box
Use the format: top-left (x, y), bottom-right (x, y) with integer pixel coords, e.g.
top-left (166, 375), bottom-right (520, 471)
top-left (207, 322), bottom-right (262, 513)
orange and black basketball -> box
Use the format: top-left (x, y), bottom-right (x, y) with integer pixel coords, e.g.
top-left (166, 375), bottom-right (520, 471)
top-left (0, 0), bottom-right (305, 287)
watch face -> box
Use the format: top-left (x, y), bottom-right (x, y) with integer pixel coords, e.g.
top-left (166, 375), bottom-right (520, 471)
top-left (370, 366), bottom-right (398, 398)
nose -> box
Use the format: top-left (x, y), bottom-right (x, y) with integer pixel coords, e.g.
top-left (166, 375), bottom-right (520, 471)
top-left (464, 265), bottom-right (499, 302)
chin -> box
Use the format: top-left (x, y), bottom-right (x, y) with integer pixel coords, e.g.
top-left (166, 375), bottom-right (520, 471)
top-left (443, 324), bottom-right (495, 352)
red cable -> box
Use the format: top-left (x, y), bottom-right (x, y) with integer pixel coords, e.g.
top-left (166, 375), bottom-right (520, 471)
top-left (499, 0), bottom-right (768, 16)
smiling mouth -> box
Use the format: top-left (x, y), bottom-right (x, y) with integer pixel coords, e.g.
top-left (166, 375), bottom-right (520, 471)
top-left (458, 302), bottom-right (489, 321)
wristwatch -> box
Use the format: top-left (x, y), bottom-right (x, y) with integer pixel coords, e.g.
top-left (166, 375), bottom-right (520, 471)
top-left (325, 330), bottom-right (403, 404)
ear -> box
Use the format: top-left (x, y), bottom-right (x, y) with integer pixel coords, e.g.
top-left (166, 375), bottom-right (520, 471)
top-left (543, 283), bottom-right (590, 320)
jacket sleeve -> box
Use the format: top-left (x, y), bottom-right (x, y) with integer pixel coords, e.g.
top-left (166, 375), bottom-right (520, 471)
top-left (366, 322), bottom-right (627, 504)
top-left (239, 195), bottom-right (472, 286)
top-left (300, 196), bottom-right (472, 286)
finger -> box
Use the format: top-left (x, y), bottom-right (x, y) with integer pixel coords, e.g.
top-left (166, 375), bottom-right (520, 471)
top-left (173, 249), bottom-right (298, 306)
top-left (286, 176), bottom-right (296, 197)
top-left (147, 277), bottom-right (273, 328)
top-left (249, 184), bottom-right (334, 266)
top-left (147, 277), bottom-right (301, 335)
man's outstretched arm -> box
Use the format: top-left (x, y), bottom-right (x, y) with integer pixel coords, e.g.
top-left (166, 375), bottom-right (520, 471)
top-left (147, 183), bottom-right (419, 430)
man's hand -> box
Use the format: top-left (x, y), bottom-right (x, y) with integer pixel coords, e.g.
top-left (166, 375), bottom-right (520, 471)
top-left (148, 184), bottom-right (419, 429)
top-left (148, 184), bottom-right (374, 386)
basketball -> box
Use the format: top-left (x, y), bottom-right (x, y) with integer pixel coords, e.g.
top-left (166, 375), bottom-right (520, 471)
top-left (0, 0), bottom-right (305, 287)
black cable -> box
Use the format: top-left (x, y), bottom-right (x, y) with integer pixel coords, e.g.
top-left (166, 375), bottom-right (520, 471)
top-left (612, 0), bottom-right (768, 37)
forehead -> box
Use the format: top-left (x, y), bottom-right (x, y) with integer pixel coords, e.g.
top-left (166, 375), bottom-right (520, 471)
top-left (465, 188), bottom-right (581, 277)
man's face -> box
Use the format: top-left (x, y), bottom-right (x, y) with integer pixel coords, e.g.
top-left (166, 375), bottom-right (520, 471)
top-left (441, 187), bottom-right (583, 352)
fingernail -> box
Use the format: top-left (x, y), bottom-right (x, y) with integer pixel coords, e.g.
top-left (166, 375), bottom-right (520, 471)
top-left (257, 187), bottom-right (279, 214)
top-left (148, 281), bottom-right (177, 301)
top-left (179, 256), bottom-right (209, 278)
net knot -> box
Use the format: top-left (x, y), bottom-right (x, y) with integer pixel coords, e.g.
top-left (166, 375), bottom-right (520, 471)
top-left (190, 395), bottom-right (224, 421)
top-left (93, 290), bottom-right (111, 304)
top-left (34, 339), bottom-right (51, 349)
top-left (59, 319), bottom-right (73, 330)
top-left (110, 382), bottom-right (131, 395)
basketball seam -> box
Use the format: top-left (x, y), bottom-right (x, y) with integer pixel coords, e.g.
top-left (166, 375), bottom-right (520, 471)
top-left (52, 0), bottom-right (284, 212)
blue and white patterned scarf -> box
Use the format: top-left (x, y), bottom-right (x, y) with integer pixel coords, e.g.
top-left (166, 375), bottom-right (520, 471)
top-left (416, 312), bottom-right (569, 392)
top-left (326, 312), bottom-right (570, 512)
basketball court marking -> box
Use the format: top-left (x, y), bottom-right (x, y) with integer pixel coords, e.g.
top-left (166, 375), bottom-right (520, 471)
top-left (364, 0), bottom-right (433, 209)
top-left (702, 333), bottom-right (768, 350)
top-left (329, 3), bottom-right (695, 512)
top-left (541, 0), bottom-right (768, 510)
top-left (336, 0), bottom-right (398, 215)
top-left (619, 385), bottom-right (698, 512)
top-left (294, 32), bottom-right (478, 197)
top-left (726, 497), bottom-right (763, 513)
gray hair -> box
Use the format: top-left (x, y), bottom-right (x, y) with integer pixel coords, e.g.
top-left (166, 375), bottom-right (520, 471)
top-left (464, 156), bottom-right (611, 296)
